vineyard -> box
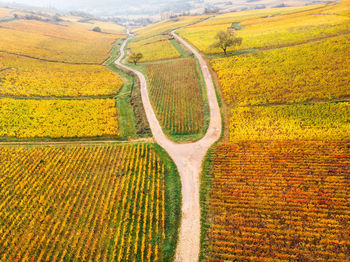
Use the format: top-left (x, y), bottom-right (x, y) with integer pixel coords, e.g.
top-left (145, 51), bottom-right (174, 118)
top-left (0, 8), bottom-right (12, 18)
top-left (146, 58), bottom-right (206, 137)
top-left (0, 143), bottom-right (180, 261)
top-left (0, 53), bottom-right (123, 97)
top-left (0, 98), bottom-right (119, 139)
top-left (1, 19), bottom-right (120, 44)
top-left (0, 19), bottom-right (121, 63)
top-left (62, 17), bottom-right (126, 35)
top-left (177, 1), bottom-right (350, 53)
top-left (128, 35), bottom-right (180, 62)
top-left (202, 141), bottom-right (350, 261)
top-left (229, 102), bottom-right (350, 141)
top-left (211, 34), bottom-right (350, 106)
top-left (133, 15), bottom-right (211, 39)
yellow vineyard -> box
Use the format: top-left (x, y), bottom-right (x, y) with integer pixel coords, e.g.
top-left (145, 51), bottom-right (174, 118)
top-left (0, 143), bottom-right (170, 261)
top-left (0, 53), bottom-right (123, 97)
top-left (211, 34), bottom-right (350, 106)
top-left (229, 102), bottom-right (350, 142)
top-left (0, 19), bottom-right (122, 63)
top-left (0, 98), bottom-right (119, 138)
top-left (129, 15), bottom-right (210, 62)
top-left (178, 1), bottom-right (350, 53)
top-left (129, 35), bottom-right (180, 62)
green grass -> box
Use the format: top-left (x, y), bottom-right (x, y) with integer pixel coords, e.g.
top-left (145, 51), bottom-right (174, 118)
top-left (231, 22), bottom-right (243, 30)
top-left (106, 39), bottom-right (151, 138)
top-left (206, 48), bottom-right (257, 60)
top-left (153, 144), bottom-right (182, 261)
top-left (107, 64), bottom-right (137, 139)
top-left (199, 146), bottom-right (214, 262)
top-left (170, 39), bottom-right (193, 57)
top-left (127, 56), bottom-right (210, 143)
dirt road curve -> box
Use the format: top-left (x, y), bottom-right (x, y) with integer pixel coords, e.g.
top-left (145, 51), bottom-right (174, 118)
top-left (115, 32), bottom-right (222, 262)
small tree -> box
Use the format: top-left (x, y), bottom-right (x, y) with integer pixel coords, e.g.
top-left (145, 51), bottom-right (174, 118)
top-left (92, 26), bottom-right (101, 32)
top-left (210, 30), bottom-right (242, 55)
top-left (129, 53), bottom-right (143, 65)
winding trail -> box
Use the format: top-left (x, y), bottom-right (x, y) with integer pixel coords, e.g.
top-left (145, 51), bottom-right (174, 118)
top-left (115, 31), bottom-right (222, 262)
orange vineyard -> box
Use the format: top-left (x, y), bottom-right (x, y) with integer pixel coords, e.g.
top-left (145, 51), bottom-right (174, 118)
top-left (202, 141), bottom-right (350, 261)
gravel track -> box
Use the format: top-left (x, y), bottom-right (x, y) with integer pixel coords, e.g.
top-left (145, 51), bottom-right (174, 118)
top-left (115, 31), bottom-right (221, 262)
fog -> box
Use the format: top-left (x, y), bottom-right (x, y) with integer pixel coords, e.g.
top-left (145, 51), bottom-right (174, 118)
top-left (1, 0), bottom-right (195, 16)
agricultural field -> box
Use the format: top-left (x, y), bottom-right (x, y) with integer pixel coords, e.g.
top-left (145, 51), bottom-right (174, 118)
top-left (0, 143), bottom-right (180, 261)
top-left (129, 15), bottom-right (211, 62)
top-left (0, 98), bottom-right (119, 139)
top-left (145, 58), bottom-right (206, 137)
top-left (229, 102), bottom-right (350, 141)
top-left (0, 19), bottom-right (122, 63)
top-left (0, 8), bottom-right (12, 19)
top-left (195, 1), bottom-right (350, 261)
top-left (0, 53), bottom-right (123, 97)
top-left (202, 141), bottom-right (350, 261)
top-left (128, 35), bottom-right (180, 62)
top-left (133, 15), bottom-right (211, 39)
top-left (1, 19), bottom-right (121, 43)
top-left (177, 1), bottom-right (350, 53)
top-left (62, 17), bottom-right (126, 35)
top-left (211, 34), bottom-right (350, 106)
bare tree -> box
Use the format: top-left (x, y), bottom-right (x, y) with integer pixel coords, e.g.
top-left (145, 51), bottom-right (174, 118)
top-left (211, 30), bottom-right (242, 55)
top-left (129, 53), bottom-right (143, 65)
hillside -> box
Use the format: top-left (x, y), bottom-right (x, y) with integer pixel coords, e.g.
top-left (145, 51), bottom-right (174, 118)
top-left (0, 1), bottom-right (349, 261)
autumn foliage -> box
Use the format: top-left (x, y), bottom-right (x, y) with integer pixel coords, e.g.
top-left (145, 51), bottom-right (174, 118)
top-left (202, 141), bottom-right (350, 261)
top-left (0, 143), bottom-right (167, 261)
top-left (0, 53), bottom-right (123, 97)
top-left (0, 98), bottom-right (119, 138)
top-left (146, 58), bottom-right (205, 136)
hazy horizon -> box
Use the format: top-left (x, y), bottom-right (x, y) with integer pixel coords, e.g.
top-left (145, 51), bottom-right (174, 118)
top-left (0, 0), bottom-right (195, 16)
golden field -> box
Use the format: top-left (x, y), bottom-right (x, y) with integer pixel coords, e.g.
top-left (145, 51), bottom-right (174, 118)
top-left (0, 143), bottom-right (172, 261)
top-left (134, 15), bottom-right (211, 39)
top-left (211, 34), bottom-right (350, 106)
top-left (128, 35), bottom-right (180, 62)
top-left (178, 1), bottom-right (350, 53)
top-left (62, 17), bottom-right (126, 35)
top-left (129, 15), bottom-right (210, 61)
top-left (0, 98), bottom-right (119, 138)
top-left (0, 19), bottom-right (123, 63)
top-left (229, 102), bottom-right (350, 142)
top-left (0, 53), bottom-right (123, 97)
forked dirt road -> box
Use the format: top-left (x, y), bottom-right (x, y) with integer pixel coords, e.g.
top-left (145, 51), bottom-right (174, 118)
top-left (115, 31), bottom-right (222, 262)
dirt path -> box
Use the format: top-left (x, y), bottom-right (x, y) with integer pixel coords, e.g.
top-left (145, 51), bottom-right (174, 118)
top-left (115, 32), bottom-right (221, 262)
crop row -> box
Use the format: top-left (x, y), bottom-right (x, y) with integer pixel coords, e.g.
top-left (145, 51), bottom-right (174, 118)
top-left (211, 34), bottom-right (350, 106)
top-left (0, 20), bottom-right (119, 63)
top-left (128, 35), bottom-right (180, 62)
top-left (0, 98), bottom-right (119, 138)
top-left (0, 143), bottom-right (167, 261)
top-left (229, 102), bottom-right (349, 141)
top-left (146, 58), bottom-right (204, 136)
top-left (178, 1), bottom-right (350, 54)
top-left (0, 53), bottom-right (123, 97)
top-left (202, 141), bottom-right (350, 261)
